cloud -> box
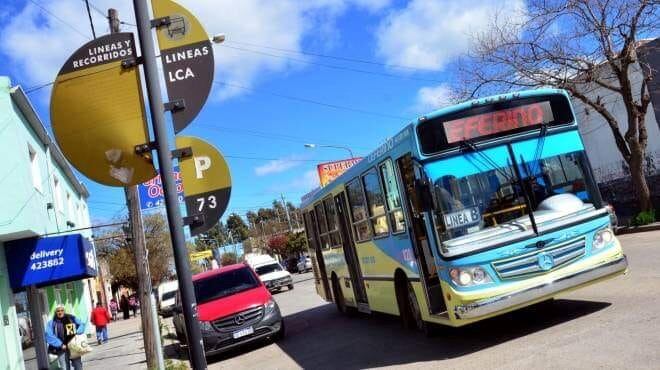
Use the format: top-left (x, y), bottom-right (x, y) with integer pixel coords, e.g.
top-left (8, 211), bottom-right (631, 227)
top-left (375, 0), bottom-right (526, 71)
top-left (254, 157), bottom-right (303, 176)
top-left (415, 83), bottom-right (453, 113)
top-left (0, 0), bottom-right (391, 102)
top-left (290, 169), bottom-right (320, 190)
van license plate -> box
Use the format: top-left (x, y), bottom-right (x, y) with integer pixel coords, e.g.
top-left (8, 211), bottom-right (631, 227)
top-left (232, 327), bottom-right (254, 339)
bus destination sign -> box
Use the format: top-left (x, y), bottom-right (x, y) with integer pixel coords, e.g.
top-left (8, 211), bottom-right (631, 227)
top-left (443, 101), bottom-right (554, 144)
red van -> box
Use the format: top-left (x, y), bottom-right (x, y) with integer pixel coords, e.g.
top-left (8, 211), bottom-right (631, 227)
top-left (172, 263), bottom-right (285, 355)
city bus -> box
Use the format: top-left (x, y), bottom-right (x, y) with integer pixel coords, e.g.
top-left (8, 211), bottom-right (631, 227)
top-left (300, 89), bottom-right (628, 330)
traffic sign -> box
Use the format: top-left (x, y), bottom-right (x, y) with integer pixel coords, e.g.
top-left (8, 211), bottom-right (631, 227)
top-left (50, 32), bottom-right (156, 186)
top-left (176, 136), bottom-right (231, 236)
top-left (152, 0), bottom-right (215, 133)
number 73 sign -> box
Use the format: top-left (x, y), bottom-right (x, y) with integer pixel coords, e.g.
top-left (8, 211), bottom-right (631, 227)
top-left (176, 136), bottom-right (231, 236)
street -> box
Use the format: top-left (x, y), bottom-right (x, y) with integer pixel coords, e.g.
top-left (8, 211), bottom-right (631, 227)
top-left (159, 231), bottom-right (660, 369)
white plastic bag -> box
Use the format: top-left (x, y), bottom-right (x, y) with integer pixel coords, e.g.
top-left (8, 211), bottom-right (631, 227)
top-left (68, 334), bottom-right (93, 359)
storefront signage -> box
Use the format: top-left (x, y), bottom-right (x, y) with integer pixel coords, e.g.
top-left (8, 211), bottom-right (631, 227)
top-left (176, 136), bottom-right (231, 236)
top-left (317, 158), bottom-right (363, 187)
top-left (152, 0), bottom-right (215, 133)
top-left (4, 234), bottom-right (97, 292)
top-left (138, 166), bottom-right (185, 210)
top-left (50, 32), bottom-right (156, 186)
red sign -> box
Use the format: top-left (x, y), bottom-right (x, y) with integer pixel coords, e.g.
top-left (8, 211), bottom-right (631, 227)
top-left (317, 158), bottom-right (363, 187)
top-left (443, 101), bottom-right (553, 144)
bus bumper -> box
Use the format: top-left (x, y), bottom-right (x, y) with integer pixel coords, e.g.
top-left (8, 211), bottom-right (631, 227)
top-left (454, 254), bottom-right (628, 320)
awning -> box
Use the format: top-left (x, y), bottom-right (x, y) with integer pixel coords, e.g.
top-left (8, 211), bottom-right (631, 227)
top-left (4, 234), bottom-right (97, 292)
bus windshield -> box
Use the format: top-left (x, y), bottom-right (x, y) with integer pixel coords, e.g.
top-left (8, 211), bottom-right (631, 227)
top-left (426, 131), bottom-right (600, 256)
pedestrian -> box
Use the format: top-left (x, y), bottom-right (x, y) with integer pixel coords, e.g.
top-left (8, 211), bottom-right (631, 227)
top-left (129, 295), bottom-right (138, 317)
top-left (120, 294), bottom-right (130, 320)
top-left (109, 299), bottom-right (118, 321)
top-left (45, 304), bottom-right (86, 370)
top-left (90, 302), bottom-right (111, 345)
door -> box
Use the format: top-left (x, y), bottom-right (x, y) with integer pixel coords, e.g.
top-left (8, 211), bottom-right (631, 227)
top-left (334, 192), bottom-right (369, 305)
top-left (397, 155), bottom-right (447, 314)
top-left (304, 211), bottom-right (331, 300)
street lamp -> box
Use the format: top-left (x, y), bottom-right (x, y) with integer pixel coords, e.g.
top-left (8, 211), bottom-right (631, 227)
top-left (304, 143), bottom-right (354, 159)
top-left (211, 33), bottom-right (226, 44)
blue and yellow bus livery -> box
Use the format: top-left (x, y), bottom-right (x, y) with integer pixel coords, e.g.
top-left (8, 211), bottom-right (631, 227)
top-left (301, 89), bottom-right (628, 329)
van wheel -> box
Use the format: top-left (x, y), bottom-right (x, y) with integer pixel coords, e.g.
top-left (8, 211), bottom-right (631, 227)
top-left (288, 284), bottom-right (294, 290)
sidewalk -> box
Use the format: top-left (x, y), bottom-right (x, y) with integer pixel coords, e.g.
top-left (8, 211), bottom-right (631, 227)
top-left (24, 316), bottom-right (148, 370)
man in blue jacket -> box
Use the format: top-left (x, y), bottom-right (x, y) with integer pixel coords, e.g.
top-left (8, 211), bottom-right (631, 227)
top-left (45, 304), bottom-right (86, 370)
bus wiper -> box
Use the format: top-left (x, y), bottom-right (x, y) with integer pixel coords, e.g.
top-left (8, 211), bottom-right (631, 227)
top-left (528, 123), bottom-right (548, 176)
top-left (459, 139), bottom-right (516, 184)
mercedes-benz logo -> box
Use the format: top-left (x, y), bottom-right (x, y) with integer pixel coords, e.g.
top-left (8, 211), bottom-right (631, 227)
top-left (234, 314), bottom-right (246, 326)
top-left (537, 253), bottom-right (554, 271)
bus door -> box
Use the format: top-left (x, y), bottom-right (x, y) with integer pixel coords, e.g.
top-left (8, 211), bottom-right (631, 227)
top-left (305, 211), bottom-right (331, 300)
top-left (335, 192), bottom-right (370, 310)
top-left (397, 154), bottom-right (447, 315)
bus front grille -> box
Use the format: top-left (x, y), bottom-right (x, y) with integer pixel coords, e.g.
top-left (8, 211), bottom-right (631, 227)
top-left (492, 237), bottom-right (586, 280)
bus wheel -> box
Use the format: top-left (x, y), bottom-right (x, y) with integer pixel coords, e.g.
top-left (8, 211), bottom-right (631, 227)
top-left (406, 282), bottom-right (425, 331)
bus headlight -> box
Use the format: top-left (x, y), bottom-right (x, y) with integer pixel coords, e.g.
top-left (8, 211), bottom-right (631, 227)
top-left (449, 266), bottom-right (492, 287)
top-left (593, 228), bottom-right (614, 250)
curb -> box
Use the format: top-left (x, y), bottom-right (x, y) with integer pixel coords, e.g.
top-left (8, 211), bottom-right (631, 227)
top-left (614, 223), bottom-right (660, 235)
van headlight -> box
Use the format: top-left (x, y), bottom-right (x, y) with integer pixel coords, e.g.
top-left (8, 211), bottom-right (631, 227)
top-left (449, 266), bottom-right (492, 287)
top-left (593, 228), bottom-right (614, 250)
top-left (265, 299), bottom-right (277, 314)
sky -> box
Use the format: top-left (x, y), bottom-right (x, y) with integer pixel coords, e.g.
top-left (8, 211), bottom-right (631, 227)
top-left (0, 0), bottom-right (524, 227)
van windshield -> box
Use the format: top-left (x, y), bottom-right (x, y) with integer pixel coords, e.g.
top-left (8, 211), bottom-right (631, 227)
top-left (194, 267), bottom-right (260, 304)
top-left (255, 263), bottom-right (282, 276)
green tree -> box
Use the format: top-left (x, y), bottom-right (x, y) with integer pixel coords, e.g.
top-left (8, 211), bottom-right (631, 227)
top-left (226, 213), bottom-right (249, 241)
top-left (286, 232), bottom-right (307, 256)
top-left (221, 252), bottom-right (238, 266)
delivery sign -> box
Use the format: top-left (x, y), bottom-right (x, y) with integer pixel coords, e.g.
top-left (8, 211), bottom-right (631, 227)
top-left (317, 158), bottom-right (362, 187)
top-left (138, 166), bottom-right (185, 210)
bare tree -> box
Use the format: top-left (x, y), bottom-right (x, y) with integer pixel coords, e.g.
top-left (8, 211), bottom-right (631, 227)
top-left (456, 0), bottom-right (658, 211)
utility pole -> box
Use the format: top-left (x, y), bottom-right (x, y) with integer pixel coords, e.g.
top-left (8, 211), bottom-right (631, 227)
top-left (109, 9), bottom-right (160, 370)
top-left (281, 194), bottom-right (293, 232)
top-left (132, 1), bottom-right (207, 368)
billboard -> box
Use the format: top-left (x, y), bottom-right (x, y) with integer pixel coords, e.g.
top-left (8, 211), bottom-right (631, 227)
top-left (316, 158), bottom-right (363, 187)
top-left (4, 234), bottom-right (97, 292)
top-left (138, 166), bottom-right (185, 210)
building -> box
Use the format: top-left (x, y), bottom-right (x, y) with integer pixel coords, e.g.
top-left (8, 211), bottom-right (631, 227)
top-left (572, 38), bottom-right (660, 218)
top-left (0, 77), bottom-right (97, 369)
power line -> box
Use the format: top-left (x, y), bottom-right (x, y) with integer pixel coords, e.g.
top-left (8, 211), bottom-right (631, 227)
top-left (27, 0), bottom-right (90, 40)
top-left (225, 40), bottom-right (432, 72)
top-left (214, 81), bottom-right (409, 121)
top-left (220, 44), bottom-right (444, 84)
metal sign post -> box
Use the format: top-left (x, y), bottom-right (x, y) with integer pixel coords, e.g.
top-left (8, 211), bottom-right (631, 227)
top-left (132, 0), bottom-right (207, 368)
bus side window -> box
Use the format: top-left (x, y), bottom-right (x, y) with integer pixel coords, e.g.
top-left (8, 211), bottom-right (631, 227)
top-left (346, 179), bottom-right (373, 241)
top-left (315, 203), bottom-right (330, 249)
top-left (362, 168), bottom-right (390, 237)
top-left (379, 159), bottom-right (406, 233)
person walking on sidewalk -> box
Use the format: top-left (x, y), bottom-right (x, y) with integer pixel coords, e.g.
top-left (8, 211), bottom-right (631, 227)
top-left (90, 302), bottom-right (111, 345)
top-left (120, 294), bottom-right (130, 320)
top-left (109, 298), bottom-right (118, 321)
top-left (46, 304), bottom-right (86, 370)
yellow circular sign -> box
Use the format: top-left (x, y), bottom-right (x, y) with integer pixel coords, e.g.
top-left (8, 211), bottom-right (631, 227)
top-left (50, 33), bottom-right (156, 186)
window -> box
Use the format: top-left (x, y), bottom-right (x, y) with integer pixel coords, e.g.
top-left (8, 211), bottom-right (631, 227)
top-left (28, 145), bottom-right (42, 192)
top-left (66, 192), bottom-right (73, 220)
top-left (362, 169), bottom-right (389, 237)
top-left (314, 199), bottom-right (342, 249)
top-left (322, 197), bottom-right (342, 247)
top-left (54, 286), bottom-right (63, 305)
top-left (314, 203), bottom-right (330, 249)
top-left (304, 212), bottom-right (319, 251)
top-left (379, 160), bottom-right (406, 233)
top-left (193, 267), bottom-right (260, 304)
top-left (346, 179), bottom-right (372, 241)
top-left (53, 176), bottom-right (63, 212)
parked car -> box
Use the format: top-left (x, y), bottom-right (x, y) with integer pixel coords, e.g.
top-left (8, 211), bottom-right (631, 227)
top-left (296, 256), bottom-right (312, 274)
top-left (172, 263), bottom-right (284, 356)
top-left (245, 254), bottom-right (293, 292)
top-left (285, 257), bottom-right (299, 274)
top-left (158, 280), bottom-right (178, 317)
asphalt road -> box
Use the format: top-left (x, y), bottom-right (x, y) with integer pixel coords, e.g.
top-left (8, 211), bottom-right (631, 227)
top-left (199, 231), bottom-right (660, 370)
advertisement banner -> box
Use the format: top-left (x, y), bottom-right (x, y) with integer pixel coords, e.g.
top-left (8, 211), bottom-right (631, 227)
top-left (138, 166), bottom-right (185, 210)
top-left (316, 158), bottom-right (363, 187)
top-left (4, 234), bottom-right (97, 292)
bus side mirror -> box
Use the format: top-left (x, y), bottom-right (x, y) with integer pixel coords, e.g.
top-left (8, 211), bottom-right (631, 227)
top-left (414, 178), bottom-right (434, 213)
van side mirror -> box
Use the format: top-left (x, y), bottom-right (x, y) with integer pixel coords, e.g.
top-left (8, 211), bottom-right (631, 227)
top-left (414, 178), bottom-right (434, 213)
